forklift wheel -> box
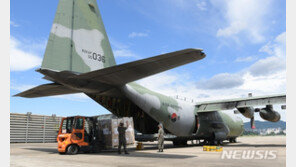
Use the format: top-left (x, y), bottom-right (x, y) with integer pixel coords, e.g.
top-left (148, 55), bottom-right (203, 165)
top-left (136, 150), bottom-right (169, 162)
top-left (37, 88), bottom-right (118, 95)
top-left (67, 145), bottom-right (79, 155)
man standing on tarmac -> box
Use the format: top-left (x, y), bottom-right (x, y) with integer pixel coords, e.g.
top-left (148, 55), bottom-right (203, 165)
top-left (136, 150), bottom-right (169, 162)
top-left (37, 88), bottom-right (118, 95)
top-left (158, 123), bottom-right (164, 152)
top-left (118, 121), bottom-right (129, 154)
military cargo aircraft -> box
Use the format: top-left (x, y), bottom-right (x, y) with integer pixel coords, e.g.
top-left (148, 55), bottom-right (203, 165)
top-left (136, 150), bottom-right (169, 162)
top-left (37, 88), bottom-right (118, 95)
top-left (15, 0), bottom-right (286, 145)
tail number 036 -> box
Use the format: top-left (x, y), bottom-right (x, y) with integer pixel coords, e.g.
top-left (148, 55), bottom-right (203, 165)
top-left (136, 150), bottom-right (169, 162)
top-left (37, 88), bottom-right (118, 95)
top-left (88, 52), bottom-right (105, 63)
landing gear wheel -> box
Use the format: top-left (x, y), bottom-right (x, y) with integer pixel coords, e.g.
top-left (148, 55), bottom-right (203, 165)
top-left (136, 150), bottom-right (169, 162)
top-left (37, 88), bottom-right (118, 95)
top-left (232, 138), bottom-right (237, 143)
top-left (181, 140), bottom-right (188, 146)
top-left (67, 145), bottom-right (79, 155)
top-left (201, 140), bottom-right (208, 145)
top-left (229, 138), bottom-right (237, 143)
top-left (173, 140), bottom-right (178, 146)
top-left (210, 140), bottom-right (218, 145)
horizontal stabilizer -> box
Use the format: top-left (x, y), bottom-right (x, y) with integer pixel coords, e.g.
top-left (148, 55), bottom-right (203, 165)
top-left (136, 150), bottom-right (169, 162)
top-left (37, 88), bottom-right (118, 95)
top-left (70, 49), bottom-right (205, 85)
top-left (14, 83), bottom-right (81, 98)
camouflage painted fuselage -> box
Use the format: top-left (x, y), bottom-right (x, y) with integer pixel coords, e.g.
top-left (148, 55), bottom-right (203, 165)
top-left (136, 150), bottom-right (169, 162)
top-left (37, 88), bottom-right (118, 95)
top-left (121, 82), bottom-right (244, 138)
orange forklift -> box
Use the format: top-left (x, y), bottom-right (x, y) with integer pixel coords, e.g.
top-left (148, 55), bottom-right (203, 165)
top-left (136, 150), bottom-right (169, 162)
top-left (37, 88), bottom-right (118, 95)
top-left (57, 116), bottom-right (105, 154)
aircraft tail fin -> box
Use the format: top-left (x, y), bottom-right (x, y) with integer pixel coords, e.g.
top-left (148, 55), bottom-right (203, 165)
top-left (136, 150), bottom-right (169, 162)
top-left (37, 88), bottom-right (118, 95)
top-left (42, 0), bottom-right (116, 73)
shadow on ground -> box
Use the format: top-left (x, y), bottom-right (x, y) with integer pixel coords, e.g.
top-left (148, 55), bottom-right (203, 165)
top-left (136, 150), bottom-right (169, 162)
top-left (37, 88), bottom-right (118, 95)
top-left (88, 151), bottom-right (196, 159)
top-left (24, 142), bottom-right (285, 157)
top-left (223, 143), bottom-right (286, 148)
top-left (25, 148), bottom-right (59, 154)
top-left (25, 147), bottom-right (196, 159)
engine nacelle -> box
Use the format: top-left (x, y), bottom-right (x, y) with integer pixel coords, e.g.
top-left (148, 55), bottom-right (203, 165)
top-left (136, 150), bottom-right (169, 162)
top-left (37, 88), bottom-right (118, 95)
top-left (259, 105), bottom-right (281, 122)
top-left (237, 107), bottom-right (255, 119)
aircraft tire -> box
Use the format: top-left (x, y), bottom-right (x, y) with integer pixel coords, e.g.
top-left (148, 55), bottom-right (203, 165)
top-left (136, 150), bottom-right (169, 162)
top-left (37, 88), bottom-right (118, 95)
top-left (233, 138), bottom-right (237, 143)
top-left (217, 140), bottom-right (223, 145)
top-left (229, 138), bottom-right (237, 143)
top-left (210, 140), bottom-right (218, 145)
top-left (201, 140), bottom-right (208, 145)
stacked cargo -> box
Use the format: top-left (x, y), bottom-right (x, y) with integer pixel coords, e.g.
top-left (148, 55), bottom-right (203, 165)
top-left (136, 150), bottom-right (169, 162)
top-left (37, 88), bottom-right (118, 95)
top-left (97, 117), bottom-right (135, 148)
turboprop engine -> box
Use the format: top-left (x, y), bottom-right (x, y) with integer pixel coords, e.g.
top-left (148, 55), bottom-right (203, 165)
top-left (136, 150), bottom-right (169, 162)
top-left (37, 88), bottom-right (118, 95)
top-left (259, 105), bottom-right (281, 122)
top-left (236, 107), bottom-right (254, 119)
top-left (236, 107), bottom-right (256, 129)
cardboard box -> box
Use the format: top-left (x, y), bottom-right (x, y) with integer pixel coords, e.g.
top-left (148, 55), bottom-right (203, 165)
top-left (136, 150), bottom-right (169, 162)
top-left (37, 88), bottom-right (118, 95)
top-left (97, 117), bottom-right (135, 148)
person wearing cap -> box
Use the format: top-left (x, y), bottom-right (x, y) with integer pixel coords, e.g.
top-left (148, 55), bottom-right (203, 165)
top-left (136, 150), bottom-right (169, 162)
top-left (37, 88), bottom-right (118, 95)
top-left (157, 123), bottom-right (164, 152)
top-left (117, 121), bottom-right (129, 154)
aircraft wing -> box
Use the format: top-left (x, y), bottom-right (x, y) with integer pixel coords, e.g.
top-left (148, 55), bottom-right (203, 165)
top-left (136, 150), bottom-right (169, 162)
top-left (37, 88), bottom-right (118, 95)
top-left (70, 48), bottom-right (205, 85)
top-left (195, 94), bottom-right (286, 112)
top-left (14, 83), bottom-right (81, 98)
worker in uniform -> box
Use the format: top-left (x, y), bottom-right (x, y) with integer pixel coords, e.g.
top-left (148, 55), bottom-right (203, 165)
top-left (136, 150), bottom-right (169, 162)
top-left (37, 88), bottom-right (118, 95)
top-left (157, 123), bottom-right (164, 152)
top-left (118, 121), bottom-right (129, 154)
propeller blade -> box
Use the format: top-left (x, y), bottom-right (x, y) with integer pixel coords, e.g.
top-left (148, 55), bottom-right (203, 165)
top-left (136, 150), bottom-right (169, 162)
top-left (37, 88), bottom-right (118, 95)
top-left (251, 117), bottom-right (256, 129)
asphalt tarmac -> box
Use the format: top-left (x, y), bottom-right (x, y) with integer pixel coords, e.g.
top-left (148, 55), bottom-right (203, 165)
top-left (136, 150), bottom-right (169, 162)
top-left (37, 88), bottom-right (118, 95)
top-left (10, 136), bottom-right (286, 167)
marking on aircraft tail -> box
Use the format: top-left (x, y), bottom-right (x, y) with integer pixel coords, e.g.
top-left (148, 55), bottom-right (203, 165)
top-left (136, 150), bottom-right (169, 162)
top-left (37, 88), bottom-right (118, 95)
top-left (51, 23), bottom-right (105, 71)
